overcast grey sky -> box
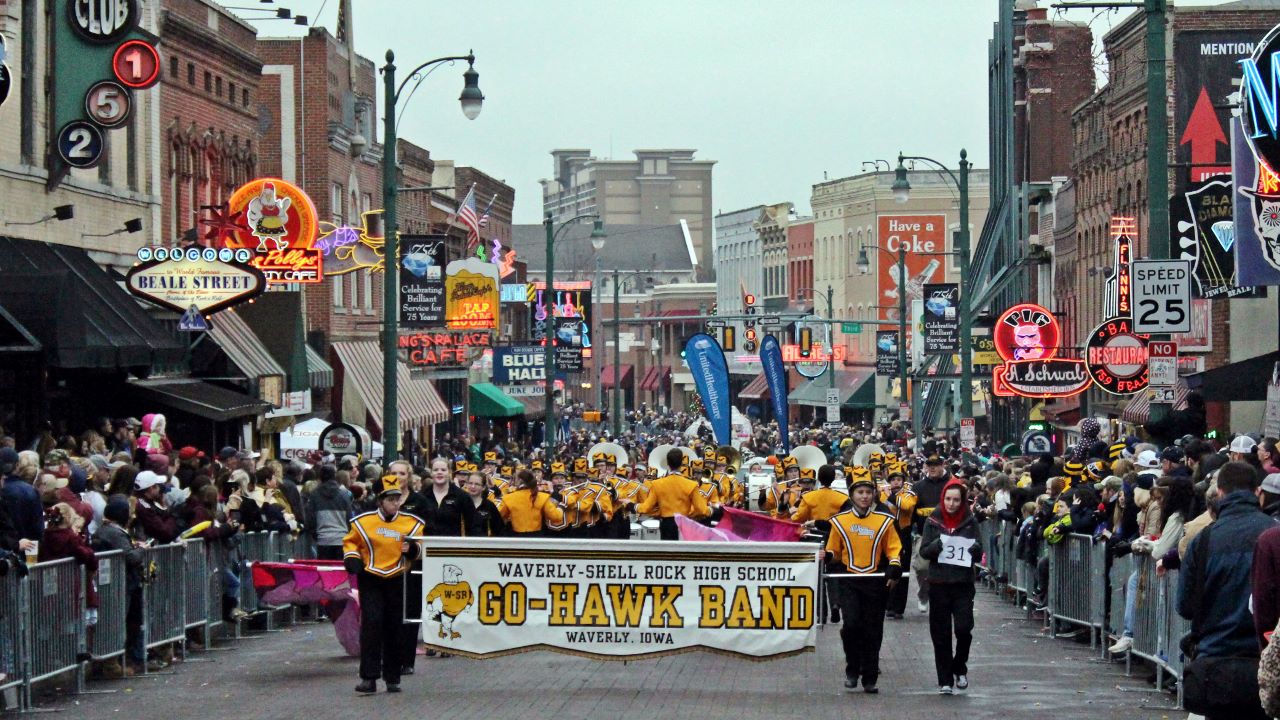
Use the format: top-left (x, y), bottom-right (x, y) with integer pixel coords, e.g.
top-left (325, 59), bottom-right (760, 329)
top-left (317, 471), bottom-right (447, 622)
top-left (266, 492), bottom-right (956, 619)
top-left (244, 1), bottom-right (1206, 223)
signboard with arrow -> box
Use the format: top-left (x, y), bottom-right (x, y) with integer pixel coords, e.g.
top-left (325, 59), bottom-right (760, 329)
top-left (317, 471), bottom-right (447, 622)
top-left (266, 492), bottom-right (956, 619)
top-left (1173, 29), bottom-right (1265, 188)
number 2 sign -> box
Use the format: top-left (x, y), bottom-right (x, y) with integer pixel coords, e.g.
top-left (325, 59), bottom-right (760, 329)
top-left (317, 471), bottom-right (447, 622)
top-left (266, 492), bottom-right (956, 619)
top-left (111, 39), bottom-right (159, 89)
top-left (56, 120), bottom-right (104, 169)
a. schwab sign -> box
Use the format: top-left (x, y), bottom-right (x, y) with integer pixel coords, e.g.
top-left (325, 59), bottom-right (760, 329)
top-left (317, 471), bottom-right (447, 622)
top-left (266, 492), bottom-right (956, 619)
top-left (417, 537), bottom-right (819, 661)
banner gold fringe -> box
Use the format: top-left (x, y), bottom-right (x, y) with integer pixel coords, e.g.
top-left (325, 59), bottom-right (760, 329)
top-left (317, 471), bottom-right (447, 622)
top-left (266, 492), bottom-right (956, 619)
top-left (421, 642), bottom-right (815, 663)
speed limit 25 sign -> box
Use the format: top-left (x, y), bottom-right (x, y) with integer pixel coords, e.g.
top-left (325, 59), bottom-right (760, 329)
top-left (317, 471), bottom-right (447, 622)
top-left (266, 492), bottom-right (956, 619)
top-left (1131, 259), bottom-right (1192, 334)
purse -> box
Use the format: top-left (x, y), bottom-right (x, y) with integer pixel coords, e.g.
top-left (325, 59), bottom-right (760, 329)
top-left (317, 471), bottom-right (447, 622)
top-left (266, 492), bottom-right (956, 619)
top-left (1180, 525), bottom-right (1262, 715)
top-left (1261, 619), bottom-right (1280, 719)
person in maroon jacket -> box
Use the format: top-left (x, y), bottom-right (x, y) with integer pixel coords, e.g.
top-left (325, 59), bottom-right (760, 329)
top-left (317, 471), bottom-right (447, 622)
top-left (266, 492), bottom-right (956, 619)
top-left (39, 502), bottom-right (100, 642)
top-left (1252, 523), bottom-right (1280, 648)
top-left (132, 471), bottom-right (178, 544)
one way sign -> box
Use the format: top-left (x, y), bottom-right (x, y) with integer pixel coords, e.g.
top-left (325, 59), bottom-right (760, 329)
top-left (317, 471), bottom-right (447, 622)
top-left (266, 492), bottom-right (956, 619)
top-left (1132, 259), bottom-right (1192, 334)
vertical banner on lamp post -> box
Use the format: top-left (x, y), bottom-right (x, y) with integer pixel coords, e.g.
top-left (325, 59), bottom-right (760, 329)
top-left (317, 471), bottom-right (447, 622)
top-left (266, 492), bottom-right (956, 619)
top-left (875, 331), bottom-right (900, 376)
top-left (922, 283), bottom-right (960, 354)
top-left (759, 335), bottom-right (790, 454)
top-left (400, 234), bottom-right (448, 327)
top-left (685, 333), bottom-right (731, 446)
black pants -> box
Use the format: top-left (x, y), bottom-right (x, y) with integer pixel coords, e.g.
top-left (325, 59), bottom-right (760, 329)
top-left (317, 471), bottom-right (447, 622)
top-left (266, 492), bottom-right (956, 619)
top-left (659, 517), bottom-right (678, 541)
top-left (399, 564), bottom-right (423, 669)
top-left (315, 545), bottom-right (343, 560)
top-left (927, 582), bottom-right (975, 686)
top-left (836, 577), bottom-right (889, 684)
top-left (887, 529), bottom-right (913, 615)
top-left (359, 573), bottom-right (406, 684)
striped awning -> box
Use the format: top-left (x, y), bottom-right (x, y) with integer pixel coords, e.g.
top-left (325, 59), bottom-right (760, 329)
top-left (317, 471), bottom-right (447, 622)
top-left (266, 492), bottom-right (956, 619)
top-left (332, 341), bottom-right (448, 432)
top-left (739, 372), bottom-right (770, 400)
top-left (600, 364), bottom-right (633, 389)
top-left (306, 344), bottom-right (334, 389)
top-left (208, 308), bottom-right (286, 385)
top-left (639, 365), bottom-right (670, 391)
top-left (1121, 380), bottom-right (1190, 425)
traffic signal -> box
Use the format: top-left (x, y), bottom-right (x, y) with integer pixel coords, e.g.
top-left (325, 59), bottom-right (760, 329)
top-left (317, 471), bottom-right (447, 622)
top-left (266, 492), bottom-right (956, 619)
top-left (799, 327), bottom-right (812, 357)
top-left (744, 328), bottom-right (757, 353)
top-left (722, 326), bottom-right (735, 352)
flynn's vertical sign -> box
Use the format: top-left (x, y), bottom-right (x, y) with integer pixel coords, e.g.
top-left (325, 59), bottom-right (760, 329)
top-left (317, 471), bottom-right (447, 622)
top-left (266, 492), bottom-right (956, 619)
top-left (444, 258), bottom-right (500, 331)
top-left (1234, 25), bottom-right (1280, 286)
top-left (875, 215), bottom-right (946, 322)
top-left (218, 179), bottom-right (323, 284)
top-left (399, 235), bottom-right (447, 327)
top-left (1084, 217), bottom-right (1150, 395)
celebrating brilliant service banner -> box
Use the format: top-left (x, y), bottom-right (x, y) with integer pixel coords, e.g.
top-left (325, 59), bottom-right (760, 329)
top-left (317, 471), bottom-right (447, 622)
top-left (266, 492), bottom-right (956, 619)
top-left (416, 537), bottom-right (820, 661)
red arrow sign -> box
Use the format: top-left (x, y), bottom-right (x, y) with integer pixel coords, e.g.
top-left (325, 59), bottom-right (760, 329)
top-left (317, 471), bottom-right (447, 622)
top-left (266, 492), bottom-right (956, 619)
top-left (1180, 86), bottom-right (1227, 166)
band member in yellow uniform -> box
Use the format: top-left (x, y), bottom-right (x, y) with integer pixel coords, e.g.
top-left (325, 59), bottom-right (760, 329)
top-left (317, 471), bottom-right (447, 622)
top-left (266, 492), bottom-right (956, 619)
top-left (825, 472), bottom-right (903, 695)
top-left (714, 452), bottom-right (743, 509)
top-left (609, 464), bottom-right (649, 539)
top-left (343, 475), bottom-right (424, 695)
top-left (499, 469), bottom-right (566, 536)
top-left (881, 463), bottom-right (918, 619)
top-left (636, 448), bottom-right (710, 540)
top-left (793, 465), bottom-right (853, 623)
top-left (759, 458), bottom-right (803, 517)
top-left (562, 458), bottom-right (614, 538)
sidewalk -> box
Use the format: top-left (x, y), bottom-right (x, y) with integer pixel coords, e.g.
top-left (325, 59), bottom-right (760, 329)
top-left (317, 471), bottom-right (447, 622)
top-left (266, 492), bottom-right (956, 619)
top-left (42, 585), bottom-right (1183, 719)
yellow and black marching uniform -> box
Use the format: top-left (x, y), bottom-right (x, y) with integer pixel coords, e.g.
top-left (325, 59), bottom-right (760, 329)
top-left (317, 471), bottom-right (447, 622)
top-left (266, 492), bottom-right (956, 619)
top-left (880, 469), bottom-right (918, 618)
top-left (342, 476), bottom-right (424, 693)
top-left (792, 485), bottom-right (852, 531)
top-left (825, 477), bottom-right (903, 693)
top-left (636, 470), bottom-right (710, 540)
top-left (561, 460), bottom-right (614, 538)
top-left (609, 473), bottom-right (649, 539)
top-left (498, 486), bottom-right (566, 535)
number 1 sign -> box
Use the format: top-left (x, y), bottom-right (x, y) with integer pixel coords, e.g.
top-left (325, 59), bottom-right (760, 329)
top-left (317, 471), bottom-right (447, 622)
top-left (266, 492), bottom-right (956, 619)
top-left (112, 39), bottom-right (159, 89)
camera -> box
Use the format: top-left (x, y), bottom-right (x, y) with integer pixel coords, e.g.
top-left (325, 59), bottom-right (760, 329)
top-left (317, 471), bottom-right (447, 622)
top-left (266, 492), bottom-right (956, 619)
top-left (0, 549), bottom-right (28, 578)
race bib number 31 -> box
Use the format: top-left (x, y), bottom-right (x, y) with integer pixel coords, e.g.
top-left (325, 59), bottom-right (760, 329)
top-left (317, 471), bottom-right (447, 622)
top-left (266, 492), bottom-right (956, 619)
top-left (938, 535), bottom-right (976, 568)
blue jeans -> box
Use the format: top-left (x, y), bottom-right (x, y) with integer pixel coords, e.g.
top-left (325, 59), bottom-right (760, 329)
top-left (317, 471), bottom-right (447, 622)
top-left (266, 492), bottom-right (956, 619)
top-left (223, 564), bottom-right (241, 602)
top-left (1122, 569), bottom-right (1138, 637)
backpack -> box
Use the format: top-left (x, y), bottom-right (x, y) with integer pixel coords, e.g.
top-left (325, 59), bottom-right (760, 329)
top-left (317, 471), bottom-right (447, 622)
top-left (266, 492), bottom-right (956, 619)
top-left (1260, 617), bottom-right (1280, 718)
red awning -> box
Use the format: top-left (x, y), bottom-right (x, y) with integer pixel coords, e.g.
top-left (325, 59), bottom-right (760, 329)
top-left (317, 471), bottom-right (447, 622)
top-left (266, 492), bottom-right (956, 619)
top-left (1043, 395), bottom-right (1082, 426)
top-left (739, 372), bottom-right (770, 400)
top-left (601, 364), bottom-right (634, 389)
top-left (1121, 380), bottom-right (1190, 425)
top-left (640, 365), bottom-right (670, 391)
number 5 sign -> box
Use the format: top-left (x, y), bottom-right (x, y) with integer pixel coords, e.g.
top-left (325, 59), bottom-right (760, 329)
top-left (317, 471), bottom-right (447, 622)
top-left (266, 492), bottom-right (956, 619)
top-left (1132, 259), bottom-right (1192, 334)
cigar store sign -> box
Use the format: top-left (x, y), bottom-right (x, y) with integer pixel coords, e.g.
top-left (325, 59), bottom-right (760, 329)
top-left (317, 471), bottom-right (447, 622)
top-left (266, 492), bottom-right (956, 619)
top-left (417, 538), bottom-right (819, 661)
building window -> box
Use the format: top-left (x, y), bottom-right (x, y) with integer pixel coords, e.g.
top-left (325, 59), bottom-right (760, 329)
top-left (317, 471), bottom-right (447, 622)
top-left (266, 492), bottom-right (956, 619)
top-left (228, 82), bottom-right (236, 105)
top-left (243, 88), bottom-right (250, 107)
top-left (188, 62), bottom-right (195, 85)
top-left (332, 183), bottom-right (345, 308)
top-left (215, 76), bottom-right (222, 98)
top-left (20, 0), bottom-right (37, 163)
top-left (170, 55), bottom-right (179, 78)
top-left (204, 71), bottom-right (211, 92)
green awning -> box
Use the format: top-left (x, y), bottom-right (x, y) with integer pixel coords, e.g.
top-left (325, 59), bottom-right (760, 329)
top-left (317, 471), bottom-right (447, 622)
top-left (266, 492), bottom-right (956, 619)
top-left (470, 382), bottom-right (524, 417)
top-left (790, 369), bottom-right (876, 409)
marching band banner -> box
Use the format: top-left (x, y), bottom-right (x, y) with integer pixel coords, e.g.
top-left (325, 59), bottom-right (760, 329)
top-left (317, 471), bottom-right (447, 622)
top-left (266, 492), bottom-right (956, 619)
top-left (416, 537), bottom-right (820, 661)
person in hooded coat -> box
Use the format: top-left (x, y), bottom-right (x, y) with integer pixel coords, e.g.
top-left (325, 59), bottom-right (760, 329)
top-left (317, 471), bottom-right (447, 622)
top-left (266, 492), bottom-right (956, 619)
top-left (919, 479), bottom-right (982, 695)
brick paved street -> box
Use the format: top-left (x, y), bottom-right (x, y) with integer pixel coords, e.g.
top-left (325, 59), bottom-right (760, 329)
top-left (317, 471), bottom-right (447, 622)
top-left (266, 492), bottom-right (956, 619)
top-left (29, 585), bottom-right (1185, 720)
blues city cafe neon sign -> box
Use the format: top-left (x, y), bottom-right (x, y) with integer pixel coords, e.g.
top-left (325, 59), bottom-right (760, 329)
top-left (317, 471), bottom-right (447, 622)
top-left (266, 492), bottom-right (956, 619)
top-left (990, 303), bottom-right (1090, 399)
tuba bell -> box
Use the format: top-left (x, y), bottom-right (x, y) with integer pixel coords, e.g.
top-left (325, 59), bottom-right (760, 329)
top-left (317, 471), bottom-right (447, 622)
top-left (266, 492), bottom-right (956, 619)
top-left (647, 444), bottom-right (698, 476)
top-left (787, 445), bottom-right (827, 474)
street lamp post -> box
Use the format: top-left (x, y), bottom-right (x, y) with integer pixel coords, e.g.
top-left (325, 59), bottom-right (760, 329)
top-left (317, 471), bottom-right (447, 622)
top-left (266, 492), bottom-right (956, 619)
top-left (891, 150), bottom-right (972, 421)
top-left (380, 49), bottom-right (483, 460)
top-left (542, 213), bottom-right (606, 448)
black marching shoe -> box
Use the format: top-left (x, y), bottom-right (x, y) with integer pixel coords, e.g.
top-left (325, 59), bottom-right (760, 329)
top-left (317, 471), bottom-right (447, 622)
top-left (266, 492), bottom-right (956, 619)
top-left (863, 681), bottom-right (879, 694)
top-left (355, 679), bottom-right (377, 695)
top-left (829, 610), bottom-right (841, 623)
top-left (401, 666), bottom-right (415, 675)
top-left (385, 683), bottom-right (401, 693)
top-left (843, 675), bottom-right (858, 691)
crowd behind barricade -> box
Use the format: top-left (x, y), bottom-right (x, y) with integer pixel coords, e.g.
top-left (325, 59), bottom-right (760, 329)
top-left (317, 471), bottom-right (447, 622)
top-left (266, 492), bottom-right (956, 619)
top-left (5, 405), bottom-right (1280, 714)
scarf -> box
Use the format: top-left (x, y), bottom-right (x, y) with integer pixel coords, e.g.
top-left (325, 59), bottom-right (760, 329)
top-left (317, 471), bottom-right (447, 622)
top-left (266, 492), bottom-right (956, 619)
top-left (936, 478), bottom-right (969, 532)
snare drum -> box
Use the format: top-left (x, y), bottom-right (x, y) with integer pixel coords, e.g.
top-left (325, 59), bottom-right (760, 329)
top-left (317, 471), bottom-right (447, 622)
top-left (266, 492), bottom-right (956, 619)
top-left (640, 518), bottom-right (660, 541)
top-left (629, 522), bottom-right (642, 539)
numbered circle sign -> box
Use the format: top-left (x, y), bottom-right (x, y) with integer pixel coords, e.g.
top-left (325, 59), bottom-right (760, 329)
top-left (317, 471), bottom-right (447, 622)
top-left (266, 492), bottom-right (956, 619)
top-left (112, 39), bottom-right (160, 89)
top-left (67, 0), bottom-right (139, 43)
top-left (57, 120), bottom-right (105, 169)
top-left (84, 80), bottom-right (132, 128)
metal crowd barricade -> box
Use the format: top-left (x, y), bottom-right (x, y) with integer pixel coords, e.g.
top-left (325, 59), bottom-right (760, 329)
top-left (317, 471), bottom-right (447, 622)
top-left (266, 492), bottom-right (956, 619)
top-left (1159, 569), bottom-right (1191, 683)
top-left (24, 558), bottom-right (84, 707)
top-left (1107, 553), bottom-right (1133, 646)
top-left (237, 531), bottom-right (270, 621)
top-left (142, 543), bottom-right (187, 653)
top-left (1128, 555), bottom-right (1163, 666)
top-left (0, 572), bottom-right (26, 698)
top-left (1045, 533), bottom-right (1105, 646)
top-left (975, 518), bottom-right (997, 585)
top-left (89, 550), bottom-right (127, 665)
top-left (204, 538), bottom-right (227, 634)
top-left (183, 538), bottom-right (209, 637)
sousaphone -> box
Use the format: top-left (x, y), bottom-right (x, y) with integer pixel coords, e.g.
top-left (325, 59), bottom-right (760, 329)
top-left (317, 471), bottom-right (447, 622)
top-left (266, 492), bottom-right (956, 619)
top-left (852, 443), bottom-right (885, 469)
top-left (587, 441), bottom-right (628, 468)
top-left (648, 444), bottom-right (699, 475)
top-left (787, 445), bottom-right (827, 474)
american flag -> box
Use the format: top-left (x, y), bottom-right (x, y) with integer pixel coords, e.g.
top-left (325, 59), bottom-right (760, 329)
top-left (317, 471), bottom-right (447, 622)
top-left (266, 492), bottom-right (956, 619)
top-left (478, 193), bottom-right (497, 229)
top-left (458, 184), bottom-right (481, 250)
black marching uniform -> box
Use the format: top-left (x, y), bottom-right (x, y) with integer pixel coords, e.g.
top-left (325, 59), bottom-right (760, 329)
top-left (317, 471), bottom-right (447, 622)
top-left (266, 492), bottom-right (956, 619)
top-left (398, 483), bottom-right (477, 670)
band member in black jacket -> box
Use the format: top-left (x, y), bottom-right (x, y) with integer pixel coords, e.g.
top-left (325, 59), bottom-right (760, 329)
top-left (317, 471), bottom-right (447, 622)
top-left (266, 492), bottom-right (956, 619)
top-left (920, 479), bottom-right (983, 695)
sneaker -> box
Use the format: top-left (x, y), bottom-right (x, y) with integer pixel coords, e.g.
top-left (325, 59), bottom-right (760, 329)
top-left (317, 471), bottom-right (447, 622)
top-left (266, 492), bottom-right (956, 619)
top-left (228, 607), bottom-right (250, 622)
top-left (355, 679), bottom-right (377, 694)
top-left (955, 674), bottom-right (968, 690)
top-left (1108, 636), bottom-right (1133, 654)
top-left (385, 683), bottom-right (401, 693)
top-left (401, 666), bottom-right (414, 675)
top-left (939, 685), bottom-right (953, 695)
top-left (917, 600), bottom-right (929, 613)
top-left (863, 682), bottom-right (879, 694)
top-left (843, 676), bottom-right (858, 691)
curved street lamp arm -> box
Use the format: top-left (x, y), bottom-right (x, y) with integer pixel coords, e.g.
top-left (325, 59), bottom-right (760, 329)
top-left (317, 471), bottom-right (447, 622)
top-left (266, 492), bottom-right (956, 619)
top-left (551, 212), bottom-right (601, 244)
top-left (898, 153), bottom-right (960, 189)
top-left (393, 53), bottom-right (475, 105)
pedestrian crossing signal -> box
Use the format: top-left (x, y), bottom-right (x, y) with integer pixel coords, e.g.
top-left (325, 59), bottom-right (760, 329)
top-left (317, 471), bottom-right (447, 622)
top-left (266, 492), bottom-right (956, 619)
top-left (799, 327), bottom-right (812, 357)
top-left (722, 326), bottom-right (735, 352)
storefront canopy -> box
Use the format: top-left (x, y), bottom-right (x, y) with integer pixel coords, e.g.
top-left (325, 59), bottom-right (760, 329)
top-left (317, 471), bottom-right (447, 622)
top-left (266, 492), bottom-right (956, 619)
top-left (306, 345), bottom-right (334, 389)
top-left (206, 308), bottom-right (286, 400)
top-left (0, 236), bottom-right (183, 370)
top-left (128, 378), bottom-right (271, 421)
top-left (739, 372), bottom-right (770, 401)
top-left (1122, 381), bottom-right (1191, 425)
top-left (1187, 350), bottom-right (1280, 403)
top-left (600, 364), bottom-right (633, 390)
top-left (639, 366), bottom-right (670, 392)
top-left (470, 382), bottom-right (524, 418)
top-left (332, 341), bottom-right (449, 432)
top-left (790, 368), bottom-right (875, 408)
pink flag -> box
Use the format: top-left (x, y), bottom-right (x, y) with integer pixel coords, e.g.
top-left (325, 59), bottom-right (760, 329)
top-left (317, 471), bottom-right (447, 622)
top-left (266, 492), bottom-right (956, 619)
top-left (675, 515), bottom-right (744, 542)
top-left (716, 507), bottom-right (805, 542)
